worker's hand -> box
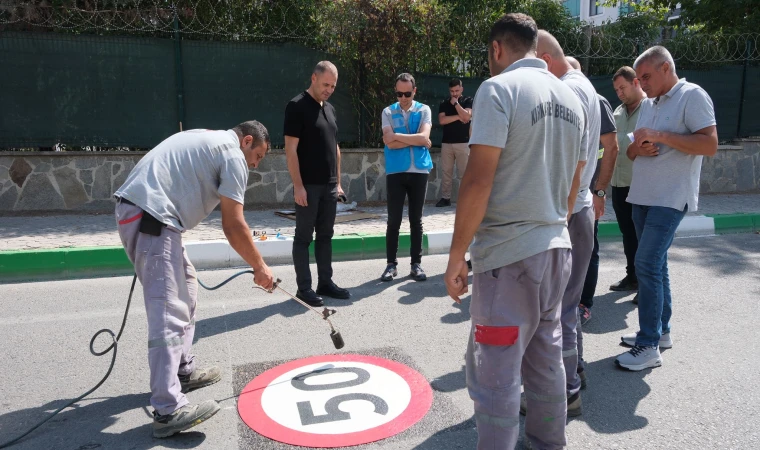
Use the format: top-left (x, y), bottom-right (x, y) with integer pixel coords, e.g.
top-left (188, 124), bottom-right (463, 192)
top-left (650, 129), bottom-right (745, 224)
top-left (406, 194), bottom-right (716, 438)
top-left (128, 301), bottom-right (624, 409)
top-left (636, 141), bottom-right (659, 157)
top-left (294, 185), bottom-right (308, 207)
top-left (382, 132), bottom-right (396, 145)
top-left (444, 257), bottom-right (469, 303)
top-left (423, 137), bottom-right (432, 148)
top-left (253, 263), bottom-right (275, 291)
top-left (337, 184), bottom-right (345, 199)
top-left (593, 195), bottom-right (605, 220)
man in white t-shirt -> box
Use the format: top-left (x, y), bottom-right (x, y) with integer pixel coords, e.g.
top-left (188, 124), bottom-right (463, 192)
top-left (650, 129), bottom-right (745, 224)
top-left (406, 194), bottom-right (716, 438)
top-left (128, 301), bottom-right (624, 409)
top-left (114, 121), bottom-right (274, 438)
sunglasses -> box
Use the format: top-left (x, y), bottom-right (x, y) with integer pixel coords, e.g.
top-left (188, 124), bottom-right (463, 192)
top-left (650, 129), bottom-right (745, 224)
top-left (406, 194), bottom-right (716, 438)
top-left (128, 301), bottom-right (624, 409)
top-left (396, 91), bottom-right (413, 98)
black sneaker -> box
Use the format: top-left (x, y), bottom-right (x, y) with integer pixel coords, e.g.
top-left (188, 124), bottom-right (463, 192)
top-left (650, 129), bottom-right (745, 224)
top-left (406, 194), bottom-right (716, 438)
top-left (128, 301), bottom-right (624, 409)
top-left (610, 275), bottom-right (638, 292)
top-left (435, 198), bottom-right (451, 207)
top-left (410, 263), bottom-right (427, 281)
top-left (316, 281), bottom-right (350, 299)
top-left (380, 263), bottom-right (398, 282)
top-left (632, 293), bottom-right (639, 305)
top-left (296, 289), bottom-right (324, 306)
top-left (467, 259), bottom-right (472, 271)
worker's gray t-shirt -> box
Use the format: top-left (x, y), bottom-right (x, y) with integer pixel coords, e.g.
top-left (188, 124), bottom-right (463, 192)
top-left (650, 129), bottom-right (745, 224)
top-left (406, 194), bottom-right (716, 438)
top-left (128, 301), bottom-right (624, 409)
top-left (627, 79), bottom-right (716, 212)
top-left (468, 58), bottom-right (586, 273)
top-left (560, 70), bottom-right (601, 214)
top-left (115, 129), bottom-right (248, 231)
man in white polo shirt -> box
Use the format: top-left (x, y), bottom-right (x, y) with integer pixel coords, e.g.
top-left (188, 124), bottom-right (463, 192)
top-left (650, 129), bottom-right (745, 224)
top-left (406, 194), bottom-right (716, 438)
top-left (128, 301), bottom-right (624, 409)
top-left (616, 46), bottom-right (717, 371)
top-left (445, 13), bottom-right (585, 449)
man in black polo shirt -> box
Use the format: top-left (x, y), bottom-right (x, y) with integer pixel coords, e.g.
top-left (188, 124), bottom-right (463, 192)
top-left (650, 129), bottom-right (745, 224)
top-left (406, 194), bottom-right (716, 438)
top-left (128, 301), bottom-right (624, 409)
top-left (284, 61), bottom-right (350, 306)
top-left (436, 78), bottom-right (473, 207)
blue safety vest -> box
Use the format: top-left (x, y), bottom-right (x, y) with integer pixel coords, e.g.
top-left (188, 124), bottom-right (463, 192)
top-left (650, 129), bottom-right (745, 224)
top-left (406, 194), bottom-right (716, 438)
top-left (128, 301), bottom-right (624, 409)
top-left (384, 101), bottom-right (433, 174)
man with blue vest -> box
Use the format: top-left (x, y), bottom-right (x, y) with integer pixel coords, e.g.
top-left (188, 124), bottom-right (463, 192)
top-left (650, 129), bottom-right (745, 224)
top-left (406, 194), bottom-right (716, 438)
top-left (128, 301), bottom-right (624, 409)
top-left (380, 73), bottom-right (434, 282)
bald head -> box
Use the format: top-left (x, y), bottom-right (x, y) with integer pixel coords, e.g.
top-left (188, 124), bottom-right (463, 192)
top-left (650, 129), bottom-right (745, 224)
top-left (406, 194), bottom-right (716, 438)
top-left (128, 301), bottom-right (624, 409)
top-left (566, 56), bottom-right (581, 71)
top-left (536, 30), bottom-right (572, 78)
top-left (537, 30), bottom-right (565, 60)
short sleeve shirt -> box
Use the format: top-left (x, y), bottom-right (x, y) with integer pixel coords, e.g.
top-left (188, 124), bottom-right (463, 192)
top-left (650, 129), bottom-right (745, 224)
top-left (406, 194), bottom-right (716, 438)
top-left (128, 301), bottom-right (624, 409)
top-left (381, 103), bottom-right (433, 174)
top-left (591, 95), bottom-right (617, 187)
top-left (284, 91), bottom-right (338, 185)
top-left (439, 96), bottom-right (474, 143)
top-left (612, 101), bottom-right (641, 187)
top-left (560, 70), bottom-right (602, 214)
top-left (468, 58), bottom-right (585, 273)
top-left (115, 129), bottom-right (248, 231)
top-left (627, 78), bottom-right (716, 211)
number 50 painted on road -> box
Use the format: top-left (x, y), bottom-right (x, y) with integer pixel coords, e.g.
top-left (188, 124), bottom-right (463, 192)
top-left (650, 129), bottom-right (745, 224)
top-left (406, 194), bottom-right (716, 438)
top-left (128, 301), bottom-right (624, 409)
top-left (239, 354), bottom-right (433, 448)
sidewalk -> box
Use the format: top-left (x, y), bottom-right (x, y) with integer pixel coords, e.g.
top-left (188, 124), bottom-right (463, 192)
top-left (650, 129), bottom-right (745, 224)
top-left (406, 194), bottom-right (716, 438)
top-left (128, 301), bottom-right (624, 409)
top-left (1, 193), bottom-right (759, 281)
top-left (3, 193), bottom-right (760, 251)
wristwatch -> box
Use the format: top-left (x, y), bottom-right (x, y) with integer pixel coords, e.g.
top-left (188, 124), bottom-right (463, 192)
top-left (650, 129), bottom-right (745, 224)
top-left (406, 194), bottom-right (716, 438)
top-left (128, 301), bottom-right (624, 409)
top-left (594, 189), bottom-right (606, 198)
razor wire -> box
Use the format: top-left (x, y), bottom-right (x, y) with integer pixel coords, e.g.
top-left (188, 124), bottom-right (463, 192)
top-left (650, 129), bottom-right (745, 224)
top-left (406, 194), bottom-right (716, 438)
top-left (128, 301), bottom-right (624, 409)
top-left (2, 1), bottom-right (758, 63)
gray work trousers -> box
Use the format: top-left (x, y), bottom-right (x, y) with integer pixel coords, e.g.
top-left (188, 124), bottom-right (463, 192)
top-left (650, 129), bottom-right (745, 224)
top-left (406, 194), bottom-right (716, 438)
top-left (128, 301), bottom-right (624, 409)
top-left (115, 202), bottom-right (197, 415)
top-left (466, 248), bottom-right (572, 450)
top-left (560, 206), bottom-right (595, 399)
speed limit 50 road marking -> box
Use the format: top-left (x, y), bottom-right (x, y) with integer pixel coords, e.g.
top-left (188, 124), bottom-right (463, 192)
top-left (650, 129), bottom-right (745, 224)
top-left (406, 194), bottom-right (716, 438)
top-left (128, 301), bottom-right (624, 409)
top-left (238, 354), bottom-right (433, 447)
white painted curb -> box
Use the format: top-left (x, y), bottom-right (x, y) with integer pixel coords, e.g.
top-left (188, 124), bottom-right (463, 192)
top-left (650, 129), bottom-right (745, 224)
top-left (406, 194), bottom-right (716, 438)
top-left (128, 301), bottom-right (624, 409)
top-left (183, 215), bottom-right (716, 269)
top-left (426, 229), bottom-right (454, 255)
top-left (185, 237), bottom-right (294, 270)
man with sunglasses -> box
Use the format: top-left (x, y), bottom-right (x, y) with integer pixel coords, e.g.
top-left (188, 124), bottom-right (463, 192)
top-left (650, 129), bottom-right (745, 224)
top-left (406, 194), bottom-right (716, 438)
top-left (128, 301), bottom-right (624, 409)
top-left (380, 73), bottom-right (433, 282)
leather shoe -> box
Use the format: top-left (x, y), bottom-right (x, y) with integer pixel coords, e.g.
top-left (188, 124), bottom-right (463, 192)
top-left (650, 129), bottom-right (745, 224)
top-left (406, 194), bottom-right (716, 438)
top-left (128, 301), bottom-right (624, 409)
top-left (610, 275), bottom-right (638, 292)
top-left (435, 198), bottom-right (451, 207)
top-left (296, 289), bottom-right (324, 306)
top-left (316, 281), bottom-right (350, 299)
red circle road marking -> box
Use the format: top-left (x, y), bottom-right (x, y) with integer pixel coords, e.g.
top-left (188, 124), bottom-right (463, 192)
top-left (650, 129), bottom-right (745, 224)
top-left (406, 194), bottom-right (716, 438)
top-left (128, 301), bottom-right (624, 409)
top-left (237, 354), bottom-right (433, 447)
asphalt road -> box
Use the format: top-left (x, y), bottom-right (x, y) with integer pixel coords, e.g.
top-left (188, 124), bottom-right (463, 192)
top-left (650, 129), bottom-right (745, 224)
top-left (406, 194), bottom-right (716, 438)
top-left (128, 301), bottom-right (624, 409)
top-left (1, 233), bottom-right (759, 450)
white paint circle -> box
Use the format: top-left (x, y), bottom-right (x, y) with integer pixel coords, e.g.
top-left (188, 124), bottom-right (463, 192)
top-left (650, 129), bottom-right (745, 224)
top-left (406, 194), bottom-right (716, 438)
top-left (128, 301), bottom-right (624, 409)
top-left (260, 361), bottom-right (412, 434)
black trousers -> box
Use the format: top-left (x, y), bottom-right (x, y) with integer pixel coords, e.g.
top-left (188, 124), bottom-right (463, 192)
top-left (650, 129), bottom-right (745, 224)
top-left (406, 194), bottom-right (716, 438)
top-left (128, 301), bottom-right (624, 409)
top-left (580, 220), bottom-right (599, 308)
top-left (611, 186), bottom-right (638, 279)
top-left (293, 183), bottom-right (337, 291)
top-left (386, 172), bottom-right (428, 265)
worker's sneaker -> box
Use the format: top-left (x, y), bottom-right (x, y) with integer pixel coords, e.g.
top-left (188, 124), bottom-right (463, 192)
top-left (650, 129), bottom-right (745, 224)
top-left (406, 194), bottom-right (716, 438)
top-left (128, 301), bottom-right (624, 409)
top-left (615, 345), bottom-right (662, 371)
top-left (380, 263), bottom-right (398, 282)
top-left (410, 263), bottom-right (427, 281)
top-left (435, 198), bottom-right (451, 207)
top-left (567, 392), bottom-right (582, 417)
top-left (179, 366), bottom-right (222, 393)
top-left (519, 392), bottom-right (581, 416)
top-left (578, 365), bottom-right (587, 390)
top-left (152, 400), bottom-right (221, 438)
top-left (621, 332), bottom-right (673, 349)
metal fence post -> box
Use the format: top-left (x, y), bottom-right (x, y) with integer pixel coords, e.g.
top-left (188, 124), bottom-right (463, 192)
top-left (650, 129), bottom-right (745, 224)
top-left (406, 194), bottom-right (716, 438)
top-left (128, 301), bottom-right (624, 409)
top-left (359, 59), bottom-right (366, 147)
top-left (736, 39), bottom-right (752, 138)
top-left (173, 13), bottom-right (186, 131)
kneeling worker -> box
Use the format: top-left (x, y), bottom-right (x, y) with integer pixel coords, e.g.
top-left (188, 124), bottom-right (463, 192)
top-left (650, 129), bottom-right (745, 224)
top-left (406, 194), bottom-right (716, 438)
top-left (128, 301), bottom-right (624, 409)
top-left (114, 121), bottom-right (275, 438)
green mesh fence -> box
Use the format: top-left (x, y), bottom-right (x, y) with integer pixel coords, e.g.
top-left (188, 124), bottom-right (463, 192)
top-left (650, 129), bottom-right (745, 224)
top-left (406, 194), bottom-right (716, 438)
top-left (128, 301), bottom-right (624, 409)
top-left (0, 32), bottom-right (757, 149)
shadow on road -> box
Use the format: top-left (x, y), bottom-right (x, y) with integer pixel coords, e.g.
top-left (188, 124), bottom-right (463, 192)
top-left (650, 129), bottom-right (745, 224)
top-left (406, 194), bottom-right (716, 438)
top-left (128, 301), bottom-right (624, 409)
top-left (0, 393), bottom-right (207, 449)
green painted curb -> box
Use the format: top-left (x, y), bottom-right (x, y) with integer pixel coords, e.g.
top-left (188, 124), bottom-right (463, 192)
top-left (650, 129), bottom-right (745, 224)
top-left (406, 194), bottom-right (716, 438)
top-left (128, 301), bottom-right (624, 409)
top-left (0, 246), bottom-right (132, 282)
top-left (707, 213), bottom-right (760, 234)
top-left (597, 222), bottom-right (623, 238)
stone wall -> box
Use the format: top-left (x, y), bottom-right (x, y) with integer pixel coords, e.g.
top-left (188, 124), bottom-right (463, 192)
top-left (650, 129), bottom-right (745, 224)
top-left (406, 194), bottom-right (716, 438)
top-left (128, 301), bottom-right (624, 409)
top-left (1, 141), bottom-right (757, 213)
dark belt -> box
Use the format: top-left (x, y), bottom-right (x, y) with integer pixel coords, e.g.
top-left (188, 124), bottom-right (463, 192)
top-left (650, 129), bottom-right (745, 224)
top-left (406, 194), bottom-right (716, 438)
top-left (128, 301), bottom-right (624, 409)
top-left (117, 196), bottom-right (136, 206)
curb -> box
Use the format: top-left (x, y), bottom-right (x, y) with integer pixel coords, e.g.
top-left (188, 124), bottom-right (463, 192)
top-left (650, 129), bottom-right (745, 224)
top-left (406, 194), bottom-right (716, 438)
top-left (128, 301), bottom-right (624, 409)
top-left (1, 213), bottom-right (758, 283)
